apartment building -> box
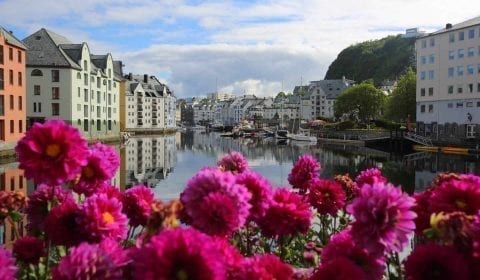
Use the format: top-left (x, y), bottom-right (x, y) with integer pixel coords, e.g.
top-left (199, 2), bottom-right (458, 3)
top-left (22, 28), bottom-right (122, 139)
top-left (416, 17), bottom-right (480, 140)
top-left (307, 78), bottom-right (354, 120)
top-left (0, 28), bottom-right (27, 147)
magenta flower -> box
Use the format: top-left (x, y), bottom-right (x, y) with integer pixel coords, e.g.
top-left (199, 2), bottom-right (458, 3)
top-left (355, 168), bottom-right (387, 188)
top-left (123, 185), bottom-right (155, 227)
top-left (73, 143), bottom-right (120, 196)
top-left (413, 190), bottom-right (434, 235)
top-left (235, 171), bottom-right (273, 221)
top-left (77, 194), bottom-right (128, 242)
top-left (288, 154), bottom-right (320, 192)
top-left (307, 178), bottom-right (346, 216)
top-left (45, 200), bottom-right (83, 246)
top-left (236, 254), bottom-right (293, 280)
top-left (347, 182), bottom-right (416, 256)
top-left (131, 228), bottom-right (226, 280)
top-left (15, 120), bottom-right (88, 185)
top-left (212, 237), bottom-right (244, 278)
top-left (26, 184), bottom-right (74, 234)
top-left (97, 184), bottom-right (123, 201)
top-left (430, 174), bottom-right (480, 215)
top-left (217, 151), bottom-right (249, 173)
top-left (52, 238), bottom-right (129, 280)
top-left (0, 248), bottom-right (17, 280)
top-left (321, 230), bottom-right (385, 279)
top-left (311, 257), bottom-right (366, 280)
top-left (258, 188), bottom-right (312, 238)
top-left (180, 168), bottom-right (251, 236)
top-left (13, 236), bottom-right (45, 265)
top-left (404, 244), bottom-right (469, 280)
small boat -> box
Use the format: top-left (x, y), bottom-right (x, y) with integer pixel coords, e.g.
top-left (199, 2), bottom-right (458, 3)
top-left (289, 129), bottom-right (317, 143)
top-left (275, 129), bottom-right (289, 140)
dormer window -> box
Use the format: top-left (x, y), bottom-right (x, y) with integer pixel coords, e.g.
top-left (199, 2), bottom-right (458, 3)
top-left (31, 69), bottom-right (43, 76)
top-left (83, 60), bottom-right (88, 71)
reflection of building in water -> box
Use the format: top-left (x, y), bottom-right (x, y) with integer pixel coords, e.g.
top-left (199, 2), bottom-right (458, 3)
top-left (0, 164), bottom-right (27, 248)
top-left (121, 135), bottom-right (176, 189)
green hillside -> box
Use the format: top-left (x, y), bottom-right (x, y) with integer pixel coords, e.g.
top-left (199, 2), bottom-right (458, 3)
top-left (324, 35), bottom-right (416, 84)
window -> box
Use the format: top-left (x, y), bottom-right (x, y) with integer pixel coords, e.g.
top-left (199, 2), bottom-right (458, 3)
top-left (420, 88), bottom-right (426, 96)
top-left (478, 64), bottom-right (480, 73)
top-left (468, 47), bottom-right (475, 57)
top-left (108, 80), bottom-right (111, 91)
top-left (467, 65), bottom-right (474, 75)
top-left (478, 83), bottom-right (480, 92)
top-left (84, 74), bottom-right (88, 86)
top-left (84, 105), bottom-right (88, 117)
top-left (34, 85), bottom-right (40, 95)
top-left (77, 87), bottom-right (80, 97)
top-left (448, 85), bottom-right (454, 94)
top-left (428, 87), bottom-right (434, 96)
top-left (420, 105), bottom-right (425, 113)
top-left (97, 119), bottom-right (101, 131)
top-left (448, 103), bottom-right (453, 108)
top-left (84, 89), bottom-right (88, 102)
top-left (17, 50), bottom-right (21, 63)
top-left (108, 94), bottom-right (111, 105)
top-left (52, 87), bottom-right (60, 99)
top-left (18, 72), bottom-right (22, 86)
top-left (9, 95), bottom-right (13, 110)
top-left (8, 48), bottom-right (13, 60)
top-left (421, 40), bottom-right (427, 48)
top-left (83, 60), bottom-right (88, 71)
top-left (457, 66), bottom-right (464, 76)
top-left (0, 69), bottom-right (3, 90)
top-left (469, 84), bottom-right (474, 93)
top-left (469, 29), bottom-right (475, 39)
top-left (428, 70), bottom-right (435, 80)
top-left (459, 31), bottom-right (465, 41)
top-left (457, 102), bottom-right (463, 108)
top-left (51, 70), bottom-right (59, 82)
top-left (420, 71), bottom-right (426, 80)
top-left (31, 69), bottom-right (43, 76)
top-left (77, 104), bottom-right (81, 111)
top-left (429, 54), bottom-right (435, 64)
top-left (18, 96), bottom-right (22, 110)
top-left (458, 49), bottom-right (464, 58)
top-left (421, 56), bottom-right (426, 64)
top-left (97, 77), bottom-right (101, 88)
top-left (467, 102), bottom-right (473, 107)
top-left (84, 119), bottom-right (88, 132)
top-left (9, 70), bottom-right (13, 85)
top-left (38, 102), bottom-right (41, 112)
top-left (97, 92), bottom-right (101, 103)
top-left (478, 101), bottom-right (480, 107)
top-left (0, 45), bottom-right (3, 64)
top-left (33, 102), bottom-right (36, 112)
top-left (458, 85), bottom-right (463, 94)
top-left (449, 33), bottom-right (455, 43)
top-left (449, 50), bottom-right (455, 60)
top-left (428, 104), bottom-right (433, 113)
top-left (52, 103), bottom-right (59, 116)
top-left (10, 120), bottom-right (13, 133)
top-left (0, 95), bottom-right (4, 116)
top-left (19, 120), bottom-right (22, 133)
top-left (430, 38), bottom-right (435, 47)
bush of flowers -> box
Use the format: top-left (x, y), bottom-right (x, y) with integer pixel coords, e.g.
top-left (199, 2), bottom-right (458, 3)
top-left (0, 119), bottom-right (479, 279)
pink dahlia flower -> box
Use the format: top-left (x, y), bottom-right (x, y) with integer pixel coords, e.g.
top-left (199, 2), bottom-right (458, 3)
top-left (311, 257), bottom-right (366, 280)
top-left (78, 194), bottom-right (128, 242)
top-left (258, 188), bottom-right (312, 238)
top-left (217, 151), bottom-right (249, 173)
top-left (235, 171), bottom-right (273, 221)
top-left (0, 248), bottom-right (17, 280)
top-left (288, 154), bottom-right (320, 192)
top-left (97, 184), bottom-right (123, 201)
top-left (404, 244), bottom-right (469, 280)
top-left (13, 236), bottom-right (45, 265)
top-left (236, 254), bottom-right (293, 280)
top-left (307, 178), bottom-right (346, 216)
top-left (52, 238), bottom-right (129, 280)
top-left (412, 190), bottom-right (434, 235)
top-left (26, 184), bottom-right (74, 234)
top-left (430, 174), bottom-right (480, 215)
top-left (212, 237), bottom-right (244, 278)
top-left (321, 230), bottom-right (385, 279)
top-left (355, 168), bottom-right (387, 188)
top-left (123, 185), bottom-right (155, 227)
top-left (15, 120), bottom-right (89, 185)
top-left (73, 143), bottom-right (120, 196)
top-left (334, 174), bottom-right (359, 201)
top-left (347, 182), bottom-right (416, 256)
top-left (132, 228), bottom-right (226, 280)
top-left (180, 168), bottom-right (251, 236)
top-left (45, 200), bottom-right (83, 246)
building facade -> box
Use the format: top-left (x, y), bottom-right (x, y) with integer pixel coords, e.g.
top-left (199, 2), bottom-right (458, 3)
top-left (0, 28), bottom-right (27, 148)
top-left (416, 17), bottom-right (480, 141)
top-left (22, 28), bottom-right (121, 139)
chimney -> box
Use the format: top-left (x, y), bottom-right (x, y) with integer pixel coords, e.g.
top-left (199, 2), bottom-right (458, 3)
top-left (144, 74), bottom-right (148, 83)
top-left (446, 23), bottom-right (452, 29)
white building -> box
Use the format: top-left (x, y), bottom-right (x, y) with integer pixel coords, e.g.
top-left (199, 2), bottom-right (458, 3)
top-left (123, 74), bottom-right (176, 130)
top-left (416, 17), bottom-right (480, 140)
top-left (23, 28), bottom-right (121, 139)
top-left (307, 78), bottom-right (354, 119)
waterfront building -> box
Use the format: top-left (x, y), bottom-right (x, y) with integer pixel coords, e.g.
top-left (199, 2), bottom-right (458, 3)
top-left (207, 92), bottom-right (234, 101)
top-left (193, 100), bottom-right (216, 125)
top-left (307, 77), bottom-right (354, 120)
top-left (122, 74), bottom-right (176, 130)
top-left (416, 16), bottom-right (480, 141)
top-left (0, 28), bottom-right (27, 149)
top-left (22, 28), bottom-right (122, 139)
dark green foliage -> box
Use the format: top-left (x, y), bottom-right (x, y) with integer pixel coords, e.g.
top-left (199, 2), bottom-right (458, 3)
top-left (325, 35), bottom-right (416, 85)
top-left (336, 120), bottom-right (355, 130)
top-left (385, 68), bottom-right (417, 122)
top-left (374, 119), bottom-right (402, 130)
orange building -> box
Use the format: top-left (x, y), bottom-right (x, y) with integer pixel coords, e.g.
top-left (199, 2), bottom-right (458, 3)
top-left (0, 27), bottom-right (27, 145)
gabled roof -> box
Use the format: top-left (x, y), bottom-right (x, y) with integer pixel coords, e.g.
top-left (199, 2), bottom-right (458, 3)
top-left (22, 28), bottom-right (81, 69)
top-left (113, 60), bottom-right (123, 80)
top-left (90, 54), bottom-right (108, 69)
top-left (423, 16), bottom-right (480, 37)
top-left (310, 79), bottom-right (354, 99)
top-left (0, 27), bottom-right (26, 49)
top-left (59, 44), bottom-right (83, 63)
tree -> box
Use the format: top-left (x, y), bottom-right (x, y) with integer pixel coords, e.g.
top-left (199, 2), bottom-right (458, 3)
top-left (385, 68), bottom-right (416, 122)
top-left (334, 82), bottom-right (386, 124)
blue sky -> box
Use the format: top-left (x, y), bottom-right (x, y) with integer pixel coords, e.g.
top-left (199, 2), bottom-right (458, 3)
top-left (1, 0), bottom-right (480, 97)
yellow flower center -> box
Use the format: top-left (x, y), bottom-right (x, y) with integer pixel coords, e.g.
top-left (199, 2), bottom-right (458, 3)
top-left (102, 212), bottom-right (115, 225)
top-left (45, 144), bottom-right (61, 158)
top-left (176, 270), bottom-right (188, 280)
top-left (83, 166), bottom-right (95, 178)
top-left (455, 199), bottom-right (467, 210)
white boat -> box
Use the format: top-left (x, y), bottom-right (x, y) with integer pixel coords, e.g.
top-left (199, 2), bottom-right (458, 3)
top-left (289, 128), bottom-right (317, 143)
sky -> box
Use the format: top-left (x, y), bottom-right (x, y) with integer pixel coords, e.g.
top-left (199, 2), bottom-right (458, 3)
top-left (1, 0), bottom-right (480, 98)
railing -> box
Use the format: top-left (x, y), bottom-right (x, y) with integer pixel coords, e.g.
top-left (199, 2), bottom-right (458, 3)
top-left (403, 151), bottom-right (431, 162)
top-left (404, 132), bottom-right (433, 146)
